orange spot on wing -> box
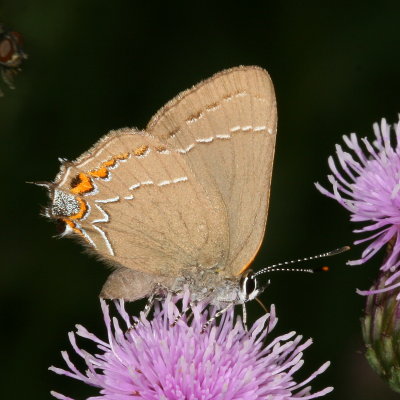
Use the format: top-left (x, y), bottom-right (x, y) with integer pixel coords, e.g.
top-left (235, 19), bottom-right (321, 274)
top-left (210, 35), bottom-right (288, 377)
top-left (89, 153), bottom-right (129, 179)
top-left (70, 198), bottom-right (88, 220)
top-left (70, 173), bottom-right (94, 194)
top-left (134, 145), bottom-right (149, 156)
top-left (64, 219), bottom-right (75, 229)
top-left (103, 159), bottom-right (117, 168)
top-left (115, 152), bottom-right (129, 160)
top-left (63, 218), bottom-right (83, 236)
top-left (89, 167), bottom-right (108, 179)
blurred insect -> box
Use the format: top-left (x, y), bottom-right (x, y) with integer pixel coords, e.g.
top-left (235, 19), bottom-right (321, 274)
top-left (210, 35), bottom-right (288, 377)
top-left (0, 23), bottom-right (27, 96)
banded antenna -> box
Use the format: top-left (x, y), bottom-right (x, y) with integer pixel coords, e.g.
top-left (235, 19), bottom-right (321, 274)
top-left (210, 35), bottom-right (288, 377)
top-left (252, 246), bottom-right (350, 277)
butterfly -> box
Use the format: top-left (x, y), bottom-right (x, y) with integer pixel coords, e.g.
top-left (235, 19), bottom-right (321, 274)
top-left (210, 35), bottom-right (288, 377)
top-left (40, 66), bottom-right (277, 310)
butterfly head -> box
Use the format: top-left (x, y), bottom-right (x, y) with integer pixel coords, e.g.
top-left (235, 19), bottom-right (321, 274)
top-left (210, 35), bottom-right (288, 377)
top-left (238, 269), bottom-right (269, 303)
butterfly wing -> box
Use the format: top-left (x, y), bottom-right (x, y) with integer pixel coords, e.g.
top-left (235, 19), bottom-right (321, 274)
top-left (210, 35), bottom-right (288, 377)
top-left (147, 66), bottom-right (277, 276)
top-left (49, 129), bottom-right (229, 278)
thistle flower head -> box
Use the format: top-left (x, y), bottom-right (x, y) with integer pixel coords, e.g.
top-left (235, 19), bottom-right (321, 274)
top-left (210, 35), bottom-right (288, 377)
top-left (50, 292), bottom-right (333, 400)
top-left (316, 118), bottom-right (400, 294)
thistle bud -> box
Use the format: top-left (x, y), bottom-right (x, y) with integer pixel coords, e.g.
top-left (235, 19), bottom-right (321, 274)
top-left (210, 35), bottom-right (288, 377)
top-left (362, 264), bottom-right (400, 392)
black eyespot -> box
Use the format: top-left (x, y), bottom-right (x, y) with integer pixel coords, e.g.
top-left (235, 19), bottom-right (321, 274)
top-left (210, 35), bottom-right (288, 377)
top-left (55, 219), bottom-right (66, 233)
top-left (70, 174), bottom-right (82, 189)
top-left (245, 276), bottom-right (256, 295)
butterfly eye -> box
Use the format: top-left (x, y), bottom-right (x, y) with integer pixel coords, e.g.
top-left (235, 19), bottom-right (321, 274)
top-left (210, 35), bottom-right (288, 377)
top-left (245, 275), bottom-right (256, 295)
top-left (239, 271), bottom-right (260, 302)
top-left (56, 219), bottom-right (67, 234)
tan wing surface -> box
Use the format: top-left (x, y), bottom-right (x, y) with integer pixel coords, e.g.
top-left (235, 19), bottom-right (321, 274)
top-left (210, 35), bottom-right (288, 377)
top-left (147, 66), bottom-right (277, 276)
top-left (53, 129), bottom-right (229, 277)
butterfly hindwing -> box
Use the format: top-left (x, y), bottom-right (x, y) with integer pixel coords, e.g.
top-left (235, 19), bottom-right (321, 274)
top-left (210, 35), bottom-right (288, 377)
top-left (50, 129), bottom-right (229, 278)
top-left (147, 66), bottom-right (277, 276)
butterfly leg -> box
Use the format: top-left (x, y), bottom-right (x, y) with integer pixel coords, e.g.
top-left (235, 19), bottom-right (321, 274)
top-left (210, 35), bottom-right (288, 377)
top-left (127, 295), bottom-right (155, 332)
top-left (201, 303), bottom-right (234, 333)
top-left (137, 293), bottom-right (156, 324)
top-left (127, 284), bottom-right (165, 331)
top-left (171, 301), bottom-right (196, 327)
top-left (242, 303), bottom-right (248, 331)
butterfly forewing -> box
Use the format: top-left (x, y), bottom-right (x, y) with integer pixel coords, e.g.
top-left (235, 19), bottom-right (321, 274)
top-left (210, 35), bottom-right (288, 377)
top-left (51, 129), bottom-right (229, 277)
top-left (147, 66), bottom-right (277, 276)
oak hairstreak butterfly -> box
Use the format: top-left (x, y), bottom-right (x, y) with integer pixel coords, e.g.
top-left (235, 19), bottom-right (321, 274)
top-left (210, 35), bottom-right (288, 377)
top-left (39, 66), bottom-right (278, 309)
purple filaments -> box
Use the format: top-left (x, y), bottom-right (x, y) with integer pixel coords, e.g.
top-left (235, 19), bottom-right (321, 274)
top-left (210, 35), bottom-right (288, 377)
top-left (316, 118), bottom-right (400, 296)
top-left (50, 292), bottom-right (333, 400)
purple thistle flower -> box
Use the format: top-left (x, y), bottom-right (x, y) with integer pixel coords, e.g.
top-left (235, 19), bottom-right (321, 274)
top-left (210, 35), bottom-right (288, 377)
top-left (50, 292), bottom-right (333, 400)
top-left (315, 118), bottom-right (400, 295)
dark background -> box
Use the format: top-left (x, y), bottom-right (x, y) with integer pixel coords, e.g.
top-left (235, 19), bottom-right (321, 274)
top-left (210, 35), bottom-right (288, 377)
top-left (2, 1), bottom-right (400, 399)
